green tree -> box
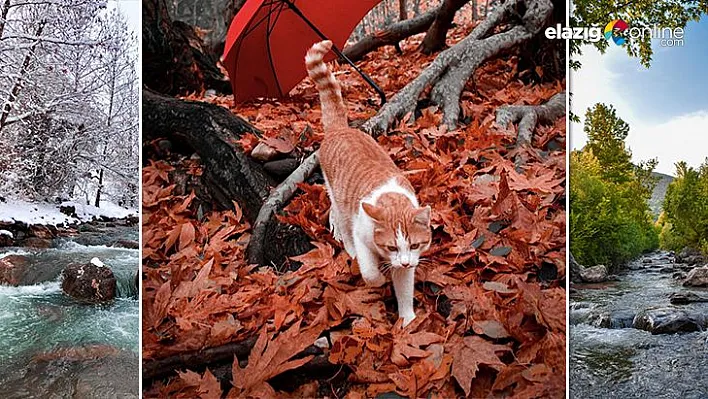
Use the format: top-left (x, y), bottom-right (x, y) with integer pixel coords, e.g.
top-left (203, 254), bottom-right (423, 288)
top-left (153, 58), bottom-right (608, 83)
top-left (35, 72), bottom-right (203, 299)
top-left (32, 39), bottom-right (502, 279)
top-left (570, 105), bottom-right (659, 269)
top-left (660, 160), bottom-right (708, 252)
top-left (571, 0), bottom-right (708, 68)
top-left (584, 103), bottom-right (633, 184)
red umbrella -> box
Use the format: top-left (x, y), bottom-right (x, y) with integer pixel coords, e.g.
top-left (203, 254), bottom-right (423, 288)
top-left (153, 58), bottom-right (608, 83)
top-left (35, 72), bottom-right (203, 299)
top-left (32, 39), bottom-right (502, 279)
top-left (222, 0), bottom-right (386, 104)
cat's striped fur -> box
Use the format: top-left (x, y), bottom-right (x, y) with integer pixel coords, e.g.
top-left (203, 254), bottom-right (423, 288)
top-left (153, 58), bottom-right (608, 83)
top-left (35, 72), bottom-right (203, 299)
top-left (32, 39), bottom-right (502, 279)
top-left (306, 40), bottom-right (431, 326)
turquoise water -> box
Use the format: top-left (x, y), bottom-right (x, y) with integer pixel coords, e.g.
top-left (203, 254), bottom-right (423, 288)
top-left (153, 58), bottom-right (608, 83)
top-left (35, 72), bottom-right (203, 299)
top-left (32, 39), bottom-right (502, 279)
top-left (0, 239), bottom-right (139, 380)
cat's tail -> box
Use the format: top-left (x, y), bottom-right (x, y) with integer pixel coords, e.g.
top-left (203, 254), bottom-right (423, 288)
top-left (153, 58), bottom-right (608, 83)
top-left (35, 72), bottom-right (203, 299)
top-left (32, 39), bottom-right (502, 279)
top-left (305, 40), bottom-right (348, 131)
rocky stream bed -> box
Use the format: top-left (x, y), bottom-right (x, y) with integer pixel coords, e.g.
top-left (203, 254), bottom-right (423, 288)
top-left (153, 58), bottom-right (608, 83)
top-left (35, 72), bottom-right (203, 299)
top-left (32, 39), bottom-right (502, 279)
top-left (570, 251), bottom-right (708, 398)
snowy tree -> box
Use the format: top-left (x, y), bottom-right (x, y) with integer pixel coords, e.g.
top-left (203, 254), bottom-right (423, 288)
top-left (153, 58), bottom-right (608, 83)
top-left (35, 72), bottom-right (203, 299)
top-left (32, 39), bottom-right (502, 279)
top-left (0, 0), bottom-right (138, 208)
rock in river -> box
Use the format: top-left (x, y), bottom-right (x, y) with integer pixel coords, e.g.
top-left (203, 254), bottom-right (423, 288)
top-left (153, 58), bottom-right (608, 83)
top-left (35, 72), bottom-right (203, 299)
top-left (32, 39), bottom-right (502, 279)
top-left (683, 265), bottom-right (708, 287)
top-left (670, 292), bottom-right (708, 305)
top-left (632, 307), bottom-right (708, 334)
top-left (675, 247), bottom-right (706, 266)
top-left (580, 265), bottom-right (610, 283)
top-left (113, 239), bottom-right (139, 249)
top-left (61, 258), bottom-right (116, 302)
top-left (0, 255), bottom-right (30, 286)
top-left (0, 344), bottom-right (138, 399)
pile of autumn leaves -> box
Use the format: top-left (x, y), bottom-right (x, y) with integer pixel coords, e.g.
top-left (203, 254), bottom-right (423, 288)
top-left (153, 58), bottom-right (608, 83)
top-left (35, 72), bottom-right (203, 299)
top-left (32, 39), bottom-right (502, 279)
top-left (143, 26), bottom-right (566, 399)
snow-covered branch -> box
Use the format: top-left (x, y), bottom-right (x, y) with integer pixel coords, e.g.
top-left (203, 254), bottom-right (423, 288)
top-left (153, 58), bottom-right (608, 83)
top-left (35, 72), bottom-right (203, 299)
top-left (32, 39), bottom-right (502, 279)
top-left (1, 34), bottom-right (99, 46)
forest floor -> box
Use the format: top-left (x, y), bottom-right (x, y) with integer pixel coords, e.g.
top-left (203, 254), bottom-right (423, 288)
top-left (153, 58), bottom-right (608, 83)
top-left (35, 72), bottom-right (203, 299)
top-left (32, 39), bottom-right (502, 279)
top-left (142, 21), bottom-right (567, 399)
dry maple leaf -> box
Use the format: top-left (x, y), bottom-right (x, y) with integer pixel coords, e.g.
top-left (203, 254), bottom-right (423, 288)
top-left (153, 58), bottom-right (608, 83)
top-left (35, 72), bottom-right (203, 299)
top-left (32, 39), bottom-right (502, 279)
top-left (228, 321), bottom-right (325, 397)
top-left (451, 336), bottom-right (508, 397)
top-left (390, 328), bottom-right (444, 367)
top-left (177, 369), bottom-right (222, 399)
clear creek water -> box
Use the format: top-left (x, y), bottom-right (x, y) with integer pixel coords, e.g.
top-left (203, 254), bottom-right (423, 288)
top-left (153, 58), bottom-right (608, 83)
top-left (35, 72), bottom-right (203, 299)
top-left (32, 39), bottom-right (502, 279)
top-left (570, 251), bottom-right (708, 398)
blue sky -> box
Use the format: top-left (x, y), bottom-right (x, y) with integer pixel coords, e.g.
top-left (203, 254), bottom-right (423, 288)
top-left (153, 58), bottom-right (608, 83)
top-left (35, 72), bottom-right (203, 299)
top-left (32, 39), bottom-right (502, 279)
top-left (570, 19), bottom-right (708, 175)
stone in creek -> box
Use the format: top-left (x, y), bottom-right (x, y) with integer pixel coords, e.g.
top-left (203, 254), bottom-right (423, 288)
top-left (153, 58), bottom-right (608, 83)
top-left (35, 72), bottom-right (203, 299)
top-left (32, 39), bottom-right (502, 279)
top-left (0, 254), bottom-right (30, 286)
top-left (670, 292), bottom-right (708, 305)
top-left (675, 247), bottom-right (706, 266)
top-left (683, 265), bottom-right (708, 287)
top-left (113, 239), bottom-right (139, 249)
top-left (0, 345), bottom-right (138, 399)
top-left (586, 309), bottom-right (636, 329)
top-left (632, 307), bottom-right (708, 334)
top-left (580, 265), bottom-right (609, 283)
top-left (28, 225), bottom-right (56, 239)
top-left (0, 231), bottom-right (13, 246)
top-left (61, 260), bottom-right (116, 303)
top-left (20, 237), bottom-right (53, 248)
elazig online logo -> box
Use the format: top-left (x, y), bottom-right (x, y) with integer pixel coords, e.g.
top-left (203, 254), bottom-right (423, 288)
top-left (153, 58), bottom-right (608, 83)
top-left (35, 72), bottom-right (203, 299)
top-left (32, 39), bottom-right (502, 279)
top-left (545, 19), bottom-right (685, 47)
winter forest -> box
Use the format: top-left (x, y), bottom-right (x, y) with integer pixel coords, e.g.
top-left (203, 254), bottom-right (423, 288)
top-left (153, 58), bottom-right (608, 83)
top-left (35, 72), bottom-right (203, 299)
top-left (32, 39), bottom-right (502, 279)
top-left (0, 0), bottom-right (139, 209)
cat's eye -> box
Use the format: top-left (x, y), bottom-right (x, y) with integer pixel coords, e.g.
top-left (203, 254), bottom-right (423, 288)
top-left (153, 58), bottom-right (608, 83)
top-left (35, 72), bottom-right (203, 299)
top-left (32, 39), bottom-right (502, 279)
top-left (410, 243), bottom-right (421, 250)
top-left (386, 245), bottom-right (398, 252)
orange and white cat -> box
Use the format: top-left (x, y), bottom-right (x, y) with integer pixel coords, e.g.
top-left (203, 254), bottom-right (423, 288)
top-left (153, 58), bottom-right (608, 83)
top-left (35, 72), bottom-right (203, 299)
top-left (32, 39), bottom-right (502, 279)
top-left (305, 40), bottom-right (431, 326)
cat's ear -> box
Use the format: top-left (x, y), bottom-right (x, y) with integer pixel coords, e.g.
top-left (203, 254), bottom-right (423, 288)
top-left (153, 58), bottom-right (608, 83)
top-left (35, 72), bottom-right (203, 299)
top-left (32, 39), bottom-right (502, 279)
top-left (413, 206), bottom-right (431, 226)
top-left (362, 202), bottom-right (384, 223)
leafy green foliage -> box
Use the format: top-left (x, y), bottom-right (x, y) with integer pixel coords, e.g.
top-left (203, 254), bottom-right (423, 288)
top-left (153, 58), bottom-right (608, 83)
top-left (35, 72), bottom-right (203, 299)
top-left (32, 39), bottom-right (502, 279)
top-left (571, 0), bottom-right (707, 68)
top-left (659, 160), bottom-right (708, 252)
top-left (570, 104), bottom-right (659, 269)
top-left (583, 104), bottom-right (633, 183)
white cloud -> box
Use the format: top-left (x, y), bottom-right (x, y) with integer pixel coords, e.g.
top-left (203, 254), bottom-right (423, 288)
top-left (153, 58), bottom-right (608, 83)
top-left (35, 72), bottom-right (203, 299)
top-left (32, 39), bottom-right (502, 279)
top-left (630, 111), bottom-right (708, 175)
top-left (570, 44), bottom-right (707, 176)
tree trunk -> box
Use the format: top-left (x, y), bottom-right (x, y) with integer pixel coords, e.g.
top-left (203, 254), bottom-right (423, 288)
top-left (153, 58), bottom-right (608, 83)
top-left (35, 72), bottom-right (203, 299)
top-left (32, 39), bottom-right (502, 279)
top-left (516, 0), bottom-right (566, 83)
top-left (419, 0), bottom-right (469, 54)
top-left (142, 89), bottom-right (312, 267)
top-left (142, 0), bottom-right (230, 96)
top-left (95, 168), bottom-right (103, 207)
top-left (398, 0), bottom-right (407, 20)
top-left (0, 0), bottom-right (11, 38)
top-left (342, 7), bottom-right (438, 62)
top-left (0, 20), bottom-right (46, 132)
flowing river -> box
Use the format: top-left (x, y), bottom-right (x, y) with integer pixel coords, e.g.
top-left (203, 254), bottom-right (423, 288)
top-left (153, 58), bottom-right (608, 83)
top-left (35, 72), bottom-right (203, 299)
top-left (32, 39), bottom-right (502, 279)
top-left (570, 251), bottom-right (708, 398)
top-left (0, 225), bottom-right (139, 398)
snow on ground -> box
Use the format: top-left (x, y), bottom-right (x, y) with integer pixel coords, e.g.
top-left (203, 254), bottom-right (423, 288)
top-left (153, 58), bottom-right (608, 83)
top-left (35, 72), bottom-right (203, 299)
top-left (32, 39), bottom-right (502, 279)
top-left (0, 199), bottom-right (137, 225)
top-left (0, 230), bottom-right (12, 238)
top-left (63, 201), bottom-right (137, 220)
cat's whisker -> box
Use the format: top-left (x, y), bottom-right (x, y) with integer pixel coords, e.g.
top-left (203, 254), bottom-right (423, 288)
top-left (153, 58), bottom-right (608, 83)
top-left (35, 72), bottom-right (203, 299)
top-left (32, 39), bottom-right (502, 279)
top-left (417, 258), bottom-right (434, 267)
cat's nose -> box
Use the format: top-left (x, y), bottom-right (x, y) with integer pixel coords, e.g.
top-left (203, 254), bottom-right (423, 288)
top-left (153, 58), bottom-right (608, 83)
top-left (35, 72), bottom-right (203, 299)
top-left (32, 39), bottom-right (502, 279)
top-left (400, 262), bottom-right (411, 268)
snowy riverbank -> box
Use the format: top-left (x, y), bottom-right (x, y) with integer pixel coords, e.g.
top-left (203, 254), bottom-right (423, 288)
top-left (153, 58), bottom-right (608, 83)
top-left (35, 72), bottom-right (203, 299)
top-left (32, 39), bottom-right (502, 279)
top-left (0, 199), bottom-right (137, 226)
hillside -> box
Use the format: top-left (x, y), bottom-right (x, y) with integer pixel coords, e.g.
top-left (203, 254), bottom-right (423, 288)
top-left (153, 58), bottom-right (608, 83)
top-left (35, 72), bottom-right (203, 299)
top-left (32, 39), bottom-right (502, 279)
top-left (649, 172), bottom-right (674, 217)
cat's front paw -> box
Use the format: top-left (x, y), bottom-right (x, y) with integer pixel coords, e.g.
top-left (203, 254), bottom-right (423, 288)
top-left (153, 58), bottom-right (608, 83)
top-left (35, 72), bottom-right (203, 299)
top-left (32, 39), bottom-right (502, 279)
top-left (400, 312), bottom-right (416, 327)
top-left (362, 272), bottom-right (387, 287)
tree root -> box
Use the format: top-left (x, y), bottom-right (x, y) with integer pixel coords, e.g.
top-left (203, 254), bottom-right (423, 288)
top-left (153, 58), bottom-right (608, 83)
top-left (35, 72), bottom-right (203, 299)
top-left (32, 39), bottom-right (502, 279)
top-left (143, 335), bottom-right (337, 389)
top-left (362, 0), bottom-right (554, 134)
top-left (247, 152), bottom-right (320, 265)
top-left (419, 0), bottom-right (470, 54)
top-left (342, 8), bottom-right (438, 62)
top-left (496, 90), bottom-right (566, 146)
top-left (143, 337), bottom-right (258, 382)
